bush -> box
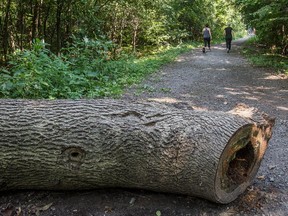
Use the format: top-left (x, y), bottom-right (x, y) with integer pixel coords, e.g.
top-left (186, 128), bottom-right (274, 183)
top-left (242, 37), bottom-right (288, 74)
top-left (0, 39), bottom-right (77, 98)
top-left (0, 38), bottom-right (198, 99)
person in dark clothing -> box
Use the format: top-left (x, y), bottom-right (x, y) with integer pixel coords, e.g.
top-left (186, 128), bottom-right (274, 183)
top-left (202, 24), bottom-right (212, 53)
top-left (224, 24), bottom-right (233, 53)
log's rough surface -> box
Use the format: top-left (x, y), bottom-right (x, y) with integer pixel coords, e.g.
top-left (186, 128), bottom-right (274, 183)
top-left (0, 100), bottom-right (274, 203)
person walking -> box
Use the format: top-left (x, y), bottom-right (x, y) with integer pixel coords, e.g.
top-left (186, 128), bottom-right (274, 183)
top-left (202, 24), bottom-right (212, 53)
top-left (224, 24), bottom-right (233, 53)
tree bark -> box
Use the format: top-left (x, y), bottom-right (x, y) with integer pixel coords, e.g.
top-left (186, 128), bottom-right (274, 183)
top-left (131, 15), bottom-right (139, 53)
top-left (2, 0), bottom-right (12, 62)
top-left (16, 0), bottom-right (24, 51)
top-left (55, 0), bottom-right (64, 54)
top-left (31, 0), bottom-right (40, 41)
top-left (0, 100), bottom-right (274, 204)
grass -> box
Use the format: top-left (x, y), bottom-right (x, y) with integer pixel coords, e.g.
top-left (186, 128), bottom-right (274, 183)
top-left (241, 37), bottom-right (288, 75)
top-left (99, 42), bottom-right (200, 98)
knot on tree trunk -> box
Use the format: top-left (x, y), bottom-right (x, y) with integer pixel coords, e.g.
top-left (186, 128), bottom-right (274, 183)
top-left (0, 100), bottom-right (274, 203)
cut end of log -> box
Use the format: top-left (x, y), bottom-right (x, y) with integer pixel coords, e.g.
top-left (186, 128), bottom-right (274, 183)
top-left (215, 120), bottom-right (273, 204)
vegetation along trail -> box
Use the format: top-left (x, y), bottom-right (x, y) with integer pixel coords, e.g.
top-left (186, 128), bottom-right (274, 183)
top-left (0, 39), bottom-right (287, 216)
top-left (0, 0), bottom-right (287, 215)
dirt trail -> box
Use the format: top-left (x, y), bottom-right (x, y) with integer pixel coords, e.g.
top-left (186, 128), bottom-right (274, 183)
top-left (1, 38), bottom-right (287, 216)
top-left (122, 38), bottom-right (288, 215)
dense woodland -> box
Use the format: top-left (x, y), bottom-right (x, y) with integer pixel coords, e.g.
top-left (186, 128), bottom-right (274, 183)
top-left (0, 0), bottom-right (245, 60)
top-left (235, 0), bottom-right (288, 54)
top-left (0, 0), bottom-right (287, 99)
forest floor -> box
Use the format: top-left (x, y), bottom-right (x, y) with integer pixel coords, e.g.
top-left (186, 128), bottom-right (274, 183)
top-left (1, 38), bottom-right (288, 216)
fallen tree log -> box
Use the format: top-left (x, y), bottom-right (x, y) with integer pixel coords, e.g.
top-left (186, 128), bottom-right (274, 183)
top-left (0, 100), bottom-right (274, 203)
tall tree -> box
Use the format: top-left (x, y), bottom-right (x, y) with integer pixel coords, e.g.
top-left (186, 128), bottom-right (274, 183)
top-left (1, 0), bottom-right (12, 62)
top-left (0, 0), bottom-right (245, 62)
top-left (234, 0), bottom-right (288, 54)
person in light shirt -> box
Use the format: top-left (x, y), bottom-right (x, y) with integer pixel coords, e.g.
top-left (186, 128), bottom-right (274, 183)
top-left (202, 24), bottom-right (212, 53)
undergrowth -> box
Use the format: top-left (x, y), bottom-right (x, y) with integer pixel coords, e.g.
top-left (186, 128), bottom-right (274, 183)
top-left (242, 36), bottom-right (288, 74)
top-left (0, 38), bottom-right (199, 99)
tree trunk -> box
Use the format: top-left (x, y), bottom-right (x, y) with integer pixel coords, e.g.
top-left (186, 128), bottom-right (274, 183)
top-left (31, 0), bottom-right (39, 41)
top-left (2, 0), bottom-right (12, 62)
top-left (17, 0), bottom-right (24, 51)
top-left (0, 100), bottom-right (274, 204)
top-left (42, 3), bottom-right (51, 41)
top-left (55, 0), bottom-right (64, 55)
top-left (131, 16), bottom-right (139, 53)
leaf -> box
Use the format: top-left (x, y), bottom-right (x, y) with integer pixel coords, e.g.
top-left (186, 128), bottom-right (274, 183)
top-left (268, 165), bottom-right (276, 170)
top-left (15, 207), bottom-right (22, 216)
top-left (104, 206), bottom-right (113, 213)
top-left (156, 210), bottom-right (161, 216)
top-left (39, 202), bottom-right (53, 211)
top-left (40, 81), bottom-right (50, 87)
top-left (35, 202), bottom-right (53, 216)
top-left (0, 68), bottom-right (10, 74)
top-left (86, 71), bottom-right (99, 78)
top-left (1, 82), bottom-right (14, 91)
top-left (219, 207), bottom-right (237, 216)
top-left (129, 197), bottom-right (136, 205)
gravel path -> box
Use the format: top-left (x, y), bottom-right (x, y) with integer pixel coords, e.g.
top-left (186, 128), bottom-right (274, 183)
top-left (122, 38), bottom-right (288, 215)
top-left (0, 38), bottom-right (287, 216)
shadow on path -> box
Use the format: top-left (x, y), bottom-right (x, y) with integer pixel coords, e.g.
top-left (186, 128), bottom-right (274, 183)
top-left (0, 38), bottom-right (287, 216)
top-left (121, 37), bottom-right (288, 215)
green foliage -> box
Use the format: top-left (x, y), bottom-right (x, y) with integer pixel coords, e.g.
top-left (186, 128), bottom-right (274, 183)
top-left (63, 35), bottom-right (115, 73)
top-left (0, 38), bottom-right (116, 99)
top-left (1, 0), bottom-right (244, 61)
top-left (242, 37), bottom-right (288, 74)
top-left (234, 0), bottom-right (288, 54)
top-left (1, 0), bottom-right (249, 99)
top-left (156, 210), bottom-right (162, 216)
top-left (0, 39), bottom-right (198, 99)
top-left (164, 0), bottom-right (245, 41)
top-left (1, 40), bottom-right (74, 99)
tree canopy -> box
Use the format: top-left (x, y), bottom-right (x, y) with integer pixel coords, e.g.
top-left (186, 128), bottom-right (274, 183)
top-left (0, 0), bottom-right (286, 99)
top-left (233, 0), bottom-right (288, 54)
top-left (0, 0), bottom-right (244, 62)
